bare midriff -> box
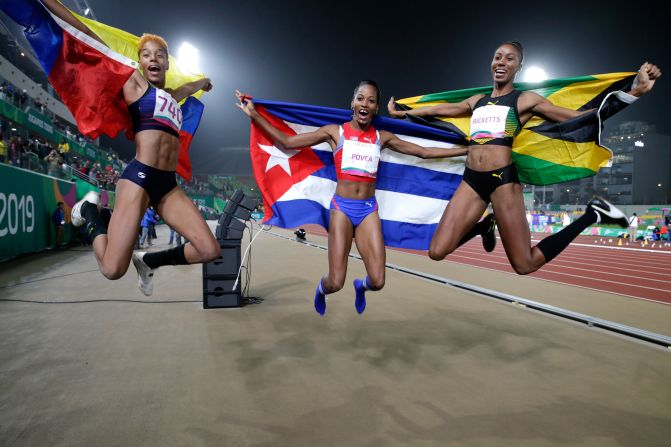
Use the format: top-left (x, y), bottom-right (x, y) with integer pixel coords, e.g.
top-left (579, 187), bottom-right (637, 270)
top-left (134, 130), bottom-right (180, 171)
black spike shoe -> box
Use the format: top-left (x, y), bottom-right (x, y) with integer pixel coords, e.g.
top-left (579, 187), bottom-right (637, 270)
top-left (481, 214), bottom-right (496, 253)
top-left (587, 197), bottom-right (628, 228)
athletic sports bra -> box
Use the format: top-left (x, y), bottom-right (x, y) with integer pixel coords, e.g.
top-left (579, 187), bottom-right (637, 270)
top-left (128, 85), bottom-right (182, 138)
top-left (334, 123), bottom-right (381, 183)
top-left (468, 90), bottom-right (522, 147)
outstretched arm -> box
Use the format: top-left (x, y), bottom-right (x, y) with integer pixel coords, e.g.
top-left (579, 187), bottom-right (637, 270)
top-left (168, 78), bottom-right (213, 102)
top-left (381, 131), bottom-right (468, 159)
top-left (528, 62), bottom-right (662, 123)
top-left (41, 0), bottom-right (105, 45)
top-left (235, 90), bottom-right (336, 150)
top-left (387, 95), bottom-right (480, 119)
top-left (42, 0), bottom-right (148, 101)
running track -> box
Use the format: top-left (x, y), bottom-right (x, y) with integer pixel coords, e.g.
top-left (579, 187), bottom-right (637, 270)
top-left (302, 225), bottom-right (671, 305)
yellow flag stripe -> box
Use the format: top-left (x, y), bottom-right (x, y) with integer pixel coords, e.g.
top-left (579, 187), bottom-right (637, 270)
top-left (74, 12), bottom-right (206, 99)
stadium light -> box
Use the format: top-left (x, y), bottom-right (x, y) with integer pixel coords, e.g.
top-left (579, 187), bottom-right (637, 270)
top-left (177, 42), bottom-right (200, 74)
top-left (523, 66), bottom-right (548, 83)
top-left (84, 8), bottom-right (90, 15)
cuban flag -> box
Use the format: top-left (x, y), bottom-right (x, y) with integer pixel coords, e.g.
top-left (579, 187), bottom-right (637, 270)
top-left (250, 100), bottom-right (466, 250)
top-left (1, 0), bottom-right (204, 181)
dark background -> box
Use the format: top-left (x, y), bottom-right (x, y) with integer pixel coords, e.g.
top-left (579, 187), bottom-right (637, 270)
top-left (56, 1), bottom-right (671, 173)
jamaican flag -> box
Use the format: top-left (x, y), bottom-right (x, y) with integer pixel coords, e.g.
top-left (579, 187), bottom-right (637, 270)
top-left (395, 73), bottom-right (637, 185)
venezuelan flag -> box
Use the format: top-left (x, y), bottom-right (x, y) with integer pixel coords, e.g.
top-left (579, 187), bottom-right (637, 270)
top-left (396, 73), bottom-right (637, 185)
top-left (73, 12), bottom-right (206, 100)
top-left (0, 0), bottom-right (137, 139)
top-left (0, 0), bottom-right (207, 180)
top-left (74, 9), bottom-right (208, 180)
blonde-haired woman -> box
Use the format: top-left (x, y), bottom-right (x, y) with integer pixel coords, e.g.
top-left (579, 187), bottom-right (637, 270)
top-left (43, 0), bottom-right (219, 295)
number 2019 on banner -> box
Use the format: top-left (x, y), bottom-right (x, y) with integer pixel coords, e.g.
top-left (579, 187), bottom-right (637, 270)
top-left (0, 193), bottom-right (35, 237)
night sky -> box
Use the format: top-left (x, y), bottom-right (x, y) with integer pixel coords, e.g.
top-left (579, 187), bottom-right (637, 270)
top-left (60, 1), bottom-right (671, 173)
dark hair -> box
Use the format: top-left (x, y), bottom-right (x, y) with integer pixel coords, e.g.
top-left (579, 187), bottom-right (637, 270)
top-left (502, 40), bottom-right (524, 63)
top-left (353, 80), bottom-right (381, 104)
top-left (57, 202), bottom-right (63, 206)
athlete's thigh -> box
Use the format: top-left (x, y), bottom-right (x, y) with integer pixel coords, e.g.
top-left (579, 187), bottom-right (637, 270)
top-left (353, 211), bottom-right (385, 277)
top-left (431, 181), bottom-right (489, 251)
top-left (105, 179), bottom-right (150, 266)
top-left (327, 210), bottom-right (354, 276)
top-left (490, 182), bottom-right (531, 262)
top-left (157, 187), bottom-right (216, 250)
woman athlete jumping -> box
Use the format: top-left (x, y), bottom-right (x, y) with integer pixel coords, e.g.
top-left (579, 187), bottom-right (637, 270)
top-left (236, 81), bottom-right (469, 314)
top-left (388, 41), bottom-right (660, 274)
top-left (43, 0), bottom-right (220, 295)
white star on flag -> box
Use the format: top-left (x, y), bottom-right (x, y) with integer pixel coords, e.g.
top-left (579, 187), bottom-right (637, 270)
top-left (258, 143), bottom-right (300, 175)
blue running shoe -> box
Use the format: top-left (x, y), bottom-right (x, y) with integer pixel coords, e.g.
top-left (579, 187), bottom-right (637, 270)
top-left (314, 280), bottom-right (326, 316)
top-left (353, 278), bottom-right (367, 314)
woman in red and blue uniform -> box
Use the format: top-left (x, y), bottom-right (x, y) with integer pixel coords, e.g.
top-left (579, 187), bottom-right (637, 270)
top-left (236, 81), bottom-right (468, 315)
top-left (43, 0), bottom-right (220, 296)
top-left (389, 41), bottom-right (661, 274)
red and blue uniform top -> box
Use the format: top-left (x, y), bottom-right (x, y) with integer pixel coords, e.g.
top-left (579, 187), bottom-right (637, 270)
top-left (333, 122), bottom-right (381, 184)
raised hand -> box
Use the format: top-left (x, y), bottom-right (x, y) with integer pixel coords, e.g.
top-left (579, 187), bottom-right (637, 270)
top-left (387, 96), bottom-right (405, 118)
top-left (201, 78), bottom-right (213, 92)
top-left (633, 62), bottom-right (662, 95)
top-left (235, 89), bottom-right (256, 116)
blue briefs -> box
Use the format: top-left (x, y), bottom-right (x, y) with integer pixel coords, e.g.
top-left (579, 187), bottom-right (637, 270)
top-left (120, 159), bottom-right (177, 206)
top-left (330, 194), bottom-right (378, 227)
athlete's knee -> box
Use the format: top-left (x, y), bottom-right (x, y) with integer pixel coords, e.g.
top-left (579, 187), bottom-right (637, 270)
top-left (367, 273), bottom-right (385, 291)
top-left (100, 262), bottom-right (129, 280)
top-left (428, 240), bottom-right (455, 261)
top-left (510, 259), bottom-right (539, 276)
top-left (202, 242), bottom-right (221, 263)
top-left (428, 249), bottom-right (446, 261)
top-left (429, 245), bottom-right (453, 261)
top-left (193, 239), bottom-right (220, 263)
top-left (325, 273), bottom-right (346, 293)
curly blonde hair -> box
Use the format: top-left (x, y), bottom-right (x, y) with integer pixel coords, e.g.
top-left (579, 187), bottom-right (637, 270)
top-left (137, 33), bottom-right (168, 57)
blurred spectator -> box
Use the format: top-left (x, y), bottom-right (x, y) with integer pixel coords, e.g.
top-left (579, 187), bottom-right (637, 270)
top-left (58, 138), bottom-right (70, 163)
top-left (140, 207), bottom-right (158, 247)
top-left (7, 82), bottom-right (15, 103)
top-left (628, 213), bottom-right (639, 240)
top-left (168, 226), bottom-right (183, 246)
top-left (562, 211), bottom-right (571, 227)
top-left (19, 89), bottom-right (28, 108)
top-left (44, 148), bottom-right (63, 177)
top-left (9, 137), bottom-right (21, 166)
top-left (0, 132), bottom-right (6, 164)
top-left (89, 166), bottom-right (98, 183)
top-left (51, 202), bottom-right (65, 248)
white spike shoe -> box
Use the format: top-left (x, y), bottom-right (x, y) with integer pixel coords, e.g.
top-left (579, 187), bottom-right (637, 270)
top-left (71, 191), bottom-right (100, 227)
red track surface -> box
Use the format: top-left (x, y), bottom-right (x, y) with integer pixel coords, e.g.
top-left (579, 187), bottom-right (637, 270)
top-left (302, 225), bottom-right (671, 305)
